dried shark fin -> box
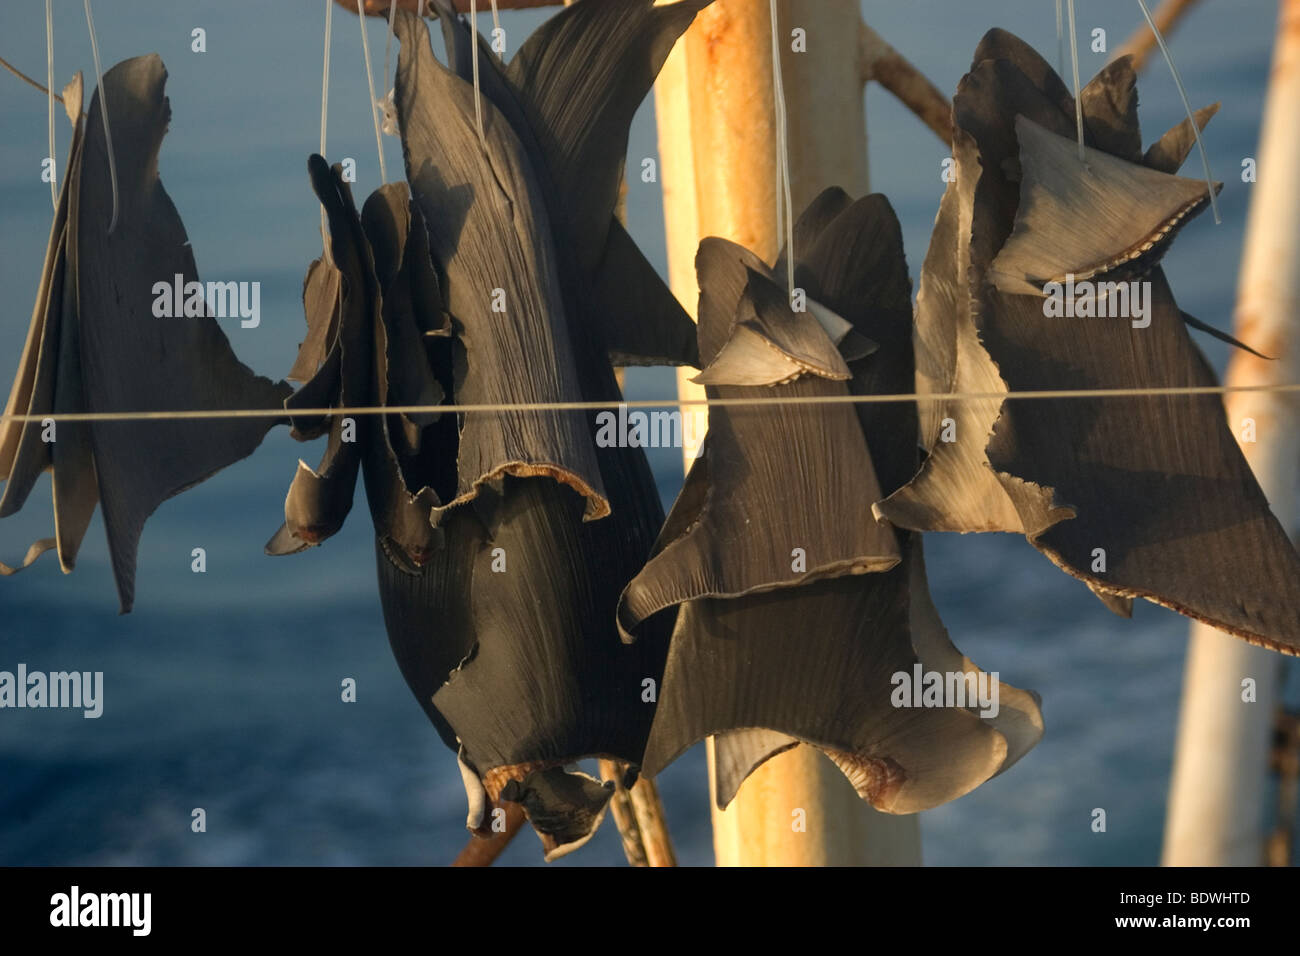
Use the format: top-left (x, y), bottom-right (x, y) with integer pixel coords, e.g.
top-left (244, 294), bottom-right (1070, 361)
top-left (268, 444), bottom-right (361, 556)
top-left (989, 115), bottom-right (1221, 297)
top-left (55, 55), bottom-right (290, 612)
top-left (693, 268), bottom-right (853, 386)
top-left (1078, 56), bottom-right (1143, 163)
top-left (876, 58), bottom-right (1075, 537)
top-left (498, 766), bottom-right (615, 862)
top-left (51, 74), bottom-right (99, 573)
top-left (505, 0), bottom-right (712, 271)
top-left (694, 237), bottom-right (778, 364)
top-left (429, 0), bottom-right (526, 130)
top-left (596, 219), bottom-right (700, 368)
top-left (905, 31), bottom-right (1300, 653)
top-left (773, 185), bottom-right (854, 283)
top-left (1180, 309), bottom-right (1271, 359)
top-left (0, 75), bottom-right (83, 480)
top-left (458, 750), bottom-right (489, 833)
top-left (501, 0), bottom-right (709, 366)
top-left (877, 41), bottom-right (1191, 538)
top-left (395, 10), bottom-right (607, 523)
top-left (0, 221), bottom-right (65, 521)
top-left (906, 539), bottom-right (1044, 770)
top-left (431, 0), bottom-right (705, 367)
top-left (618, 257), bottom-right (900, 639)
top-left (1092, 591), bottom-right (1135, 619)
top-left (643, 542), bottom-right (1017, 814)
top-left (285, 261), bottom-right (343, 440)
top-left (390, 3), bottom-right (711, 859)
top-left (360, 183), bottom-right (445, 432)
top-left (375, 532), bottom-right (479, 752)
top-left (712, 729), bottom-right (799, 810)
top-left (986, 268), bottom-right (1300, 654)
top-left (638, 192), bottom-right (1043, 808)
top-left (268, 157), bottom-right (375, 556)
top-left (0, 540), bottom-right (58, 576)
top-left (888, 40), bottom-right (1174, 536)
top-left (792, 192), bottom-right (915, 494)
top-left (1144, 103), bottom-right (1220, 175)
top-left (971, 27), bottom-right (1075, 119)
top-left (872, 181), bottom-right (960, 457)
top-left (430, 477), bottom-right (666, 859)
top-left (1, 74), bottom-right (90, 575)
top-left (287, 258), bottom-right (342, 387)
top-left (358, 183), bottom-right (442, 569)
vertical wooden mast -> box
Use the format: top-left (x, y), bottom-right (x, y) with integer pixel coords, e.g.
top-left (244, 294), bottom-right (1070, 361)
top-left (1163, 0), bottom-right (1300, 866)
top-left (653, 0), bottom-right (922, 866)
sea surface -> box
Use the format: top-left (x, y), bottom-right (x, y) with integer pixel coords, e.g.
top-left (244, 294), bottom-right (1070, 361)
top-left (0, 0), bottom-right (1296, 866)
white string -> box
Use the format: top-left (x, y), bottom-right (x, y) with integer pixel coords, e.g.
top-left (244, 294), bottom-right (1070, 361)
top-left (1066, 0), bottom-right (1085, 161)
top-left (770, 1), bottom-right (783, 264)
top-left (320, 0), bottom-right (333, 250)
top-left (321, 0), bottom-right (332, 158)
top-left (5, 381), bottom-right (1300, 426)
top-left (380, 0), bottom-right (398, 135)
top-left (769, 0), bottom-right (795, 295)
top-left (1135, 0), bottom-right (1221, 224)
top-left (470, 0), bottom-right (487, 149)
top-left (356, 7), bottom-right (388, 183)
top-left (383, 1), bottom-right (397, 87)
top-left (1055, 0), bottom-right (1065, 80)
top-left (45, 0), bottom-right (56, 211)
top-left (490, 0), bottom-right (502, 57)
top-left (84, 0), bottom-right (118, 233)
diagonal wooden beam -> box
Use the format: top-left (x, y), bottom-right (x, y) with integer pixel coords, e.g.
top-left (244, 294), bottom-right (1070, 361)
top-left (1113, 0), bottom-right (1204, 73)
top-left (450, 802), bottom-right (527, 866)
top-left (860, 21), bottom-right (953, 148)
top-left (334, 0), bottom-right (561, 16)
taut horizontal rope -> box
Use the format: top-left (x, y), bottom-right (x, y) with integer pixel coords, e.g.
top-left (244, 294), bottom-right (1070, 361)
top-left (2, 382), bottom-right (1299, 424)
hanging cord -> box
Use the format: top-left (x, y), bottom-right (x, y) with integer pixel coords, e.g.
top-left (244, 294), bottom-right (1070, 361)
top-left (5, 381), bottom-right (1300, 426)
top-left (0, 55), bottom-right (65, 102)
top-left (490, 0), bottom-right (502, 57)
top-left (84, 0), bottom-right (118, 233)
top-left (1135, 0), bottom-right (1221, 224)
top-left (1056, 1), bottom-right (1066, 81)
top-left (321, 0), bottom-right (332, 158)
top-left (320, 0), bottom-right (333, 254)
top-left (1066, 0), bottom-right (1085, 161)
top-left (379, 0), bottom-right (399, 135)
top-left (356, 6), bottom-right (387, 182)
top-left (46, 0), bottom-right (56, 210)
top-left (769, 0), bottom-right (795, 295)
top-left (470, 0), bottom-right (487, 149)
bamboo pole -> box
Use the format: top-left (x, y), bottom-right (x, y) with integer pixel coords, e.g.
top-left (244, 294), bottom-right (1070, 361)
top-left (1162, 0), bottom-right (1300, 867)
top-left (654, 0), bottom-right (921, 866)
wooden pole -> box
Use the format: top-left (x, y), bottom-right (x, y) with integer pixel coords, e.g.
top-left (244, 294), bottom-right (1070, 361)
top-left (450, 803), bottom-right (527, 866)
top-left (1162, 0), bottom-right (1300, 867)
top-left (335, 0), bottom-right (560, 16)
top-left (859, 22), bottom-right (952, 148)
top-left (1113, 0), bottom-right (1204, 73)
top-left (653, 0), bottom-right (921, 866)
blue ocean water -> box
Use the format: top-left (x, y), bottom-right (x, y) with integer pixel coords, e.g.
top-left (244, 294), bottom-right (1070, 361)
top-left (0, 0), bottom-right (1295, 866)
